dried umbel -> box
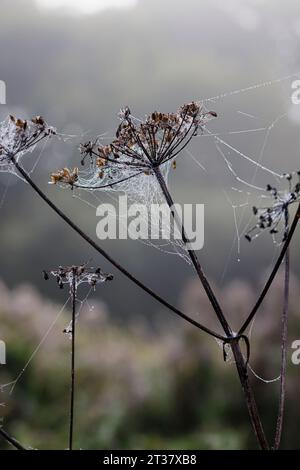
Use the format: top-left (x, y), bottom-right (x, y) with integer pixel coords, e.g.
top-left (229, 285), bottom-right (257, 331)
top-left (43, 264), bottom-right (113, 291)
top-left (48, 102), bottom-right (218, 263)
top-left (0, 115), bottom-right (56, 174)
top-left (245, 172), bottom-right (300, 243)
top-left (50, 102), bottom-right (216, 190)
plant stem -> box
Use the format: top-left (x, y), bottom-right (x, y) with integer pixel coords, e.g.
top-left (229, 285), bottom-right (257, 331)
top-left (153, 166), bottom-right (230, 334)
top-left (239, 203), bottom-right (300, 335)
top-left (273, 249), bottom-right (290, 449)
top-left (69, 270), bottom-right (76, 451)
top-left (0, 428), bottom-right (27, 450)
top-left (230, 341), bottom-right (269, 449)
top-left (153, 165), bottom-right (269, 450)
top-left (11, 156), bottom-right (224, 342)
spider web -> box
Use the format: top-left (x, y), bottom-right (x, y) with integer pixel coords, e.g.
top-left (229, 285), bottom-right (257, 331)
top-left (66, 71), bottom-right (300, 272)
top-left (188, 75), bottom-right (300, 384)
top-left (71, 157), bottom-right (190, 263)
top-left (0, 118), bottom-right (75, 213)
top-left (213, 115), bottom-right (295, 274)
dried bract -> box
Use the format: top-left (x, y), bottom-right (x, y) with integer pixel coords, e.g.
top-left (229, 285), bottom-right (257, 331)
top-left (49, 167), bottom-right (79, 188)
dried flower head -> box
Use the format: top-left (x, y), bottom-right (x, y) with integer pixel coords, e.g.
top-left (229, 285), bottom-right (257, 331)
top-left (51, 102), bottom-right (216, 191)
top-left (43, 264), bottom-right (113, 291)
top-left (0, 115), bottom-right (56, 174)
top-left (245, 172), bottom-right (300, 243)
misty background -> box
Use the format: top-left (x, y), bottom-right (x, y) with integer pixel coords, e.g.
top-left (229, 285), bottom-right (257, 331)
top-left (1, 0), bottom-right (300, 322)
top-left (1, 0), bottom-right (300, 450)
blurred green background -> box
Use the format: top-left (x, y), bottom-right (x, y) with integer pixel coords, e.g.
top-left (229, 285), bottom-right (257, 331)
top-left (1, 0), bottom-right (300, 449)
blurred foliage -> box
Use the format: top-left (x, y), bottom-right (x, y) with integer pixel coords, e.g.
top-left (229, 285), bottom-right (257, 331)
top-left (0, 275), bottom-right (300, 449)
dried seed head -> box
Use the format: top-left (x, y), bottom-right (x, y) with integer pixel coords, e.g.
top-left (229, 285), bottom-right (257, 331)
top-left (0, 115), bottom-right (56, 175)
top-left (245, 171), bottom-right (300, 243)
top-left (43, 264), bottom-right (113, 292)
top-left (52, 101), bottom-right (217, 192)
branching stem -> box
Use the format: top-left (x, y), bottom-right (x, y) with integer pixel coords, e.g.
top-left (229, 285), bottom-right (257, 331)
top-left (153, 165), bottom-right (269, 450)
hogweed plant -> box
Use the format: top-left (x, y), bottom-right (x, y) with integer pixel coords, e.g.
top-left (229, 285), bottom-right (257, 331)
top-left (43, 264), bottom-right (113, 450)
top-left (0, 106), bottom-right (300, 450)
top-left (52, 103), bottom-right (269, 447)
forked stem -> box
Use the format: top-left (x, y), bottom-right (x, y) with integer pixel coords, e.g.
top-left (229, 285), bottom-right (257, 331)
top-left (153, 165), bottom-right (269, 450)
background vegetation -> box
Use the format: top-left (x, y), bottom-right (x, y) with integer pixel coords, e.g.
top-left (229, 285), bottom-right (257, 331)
top-left (1, 0), bottom-right (300, 449)
top-left (1, 271), bottom-right (300, 449)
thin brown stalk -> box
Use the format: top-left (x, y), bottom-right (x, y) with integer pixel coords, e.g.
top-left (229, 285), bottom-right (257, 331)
top-left (153, 166), bottom-right (230, 333)
top-left (0, 427), bottom-right (27, 450)
top-left (273, 248), bottom-right (290, 449)
top-left (69, 270), bottom-right (76, 450)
